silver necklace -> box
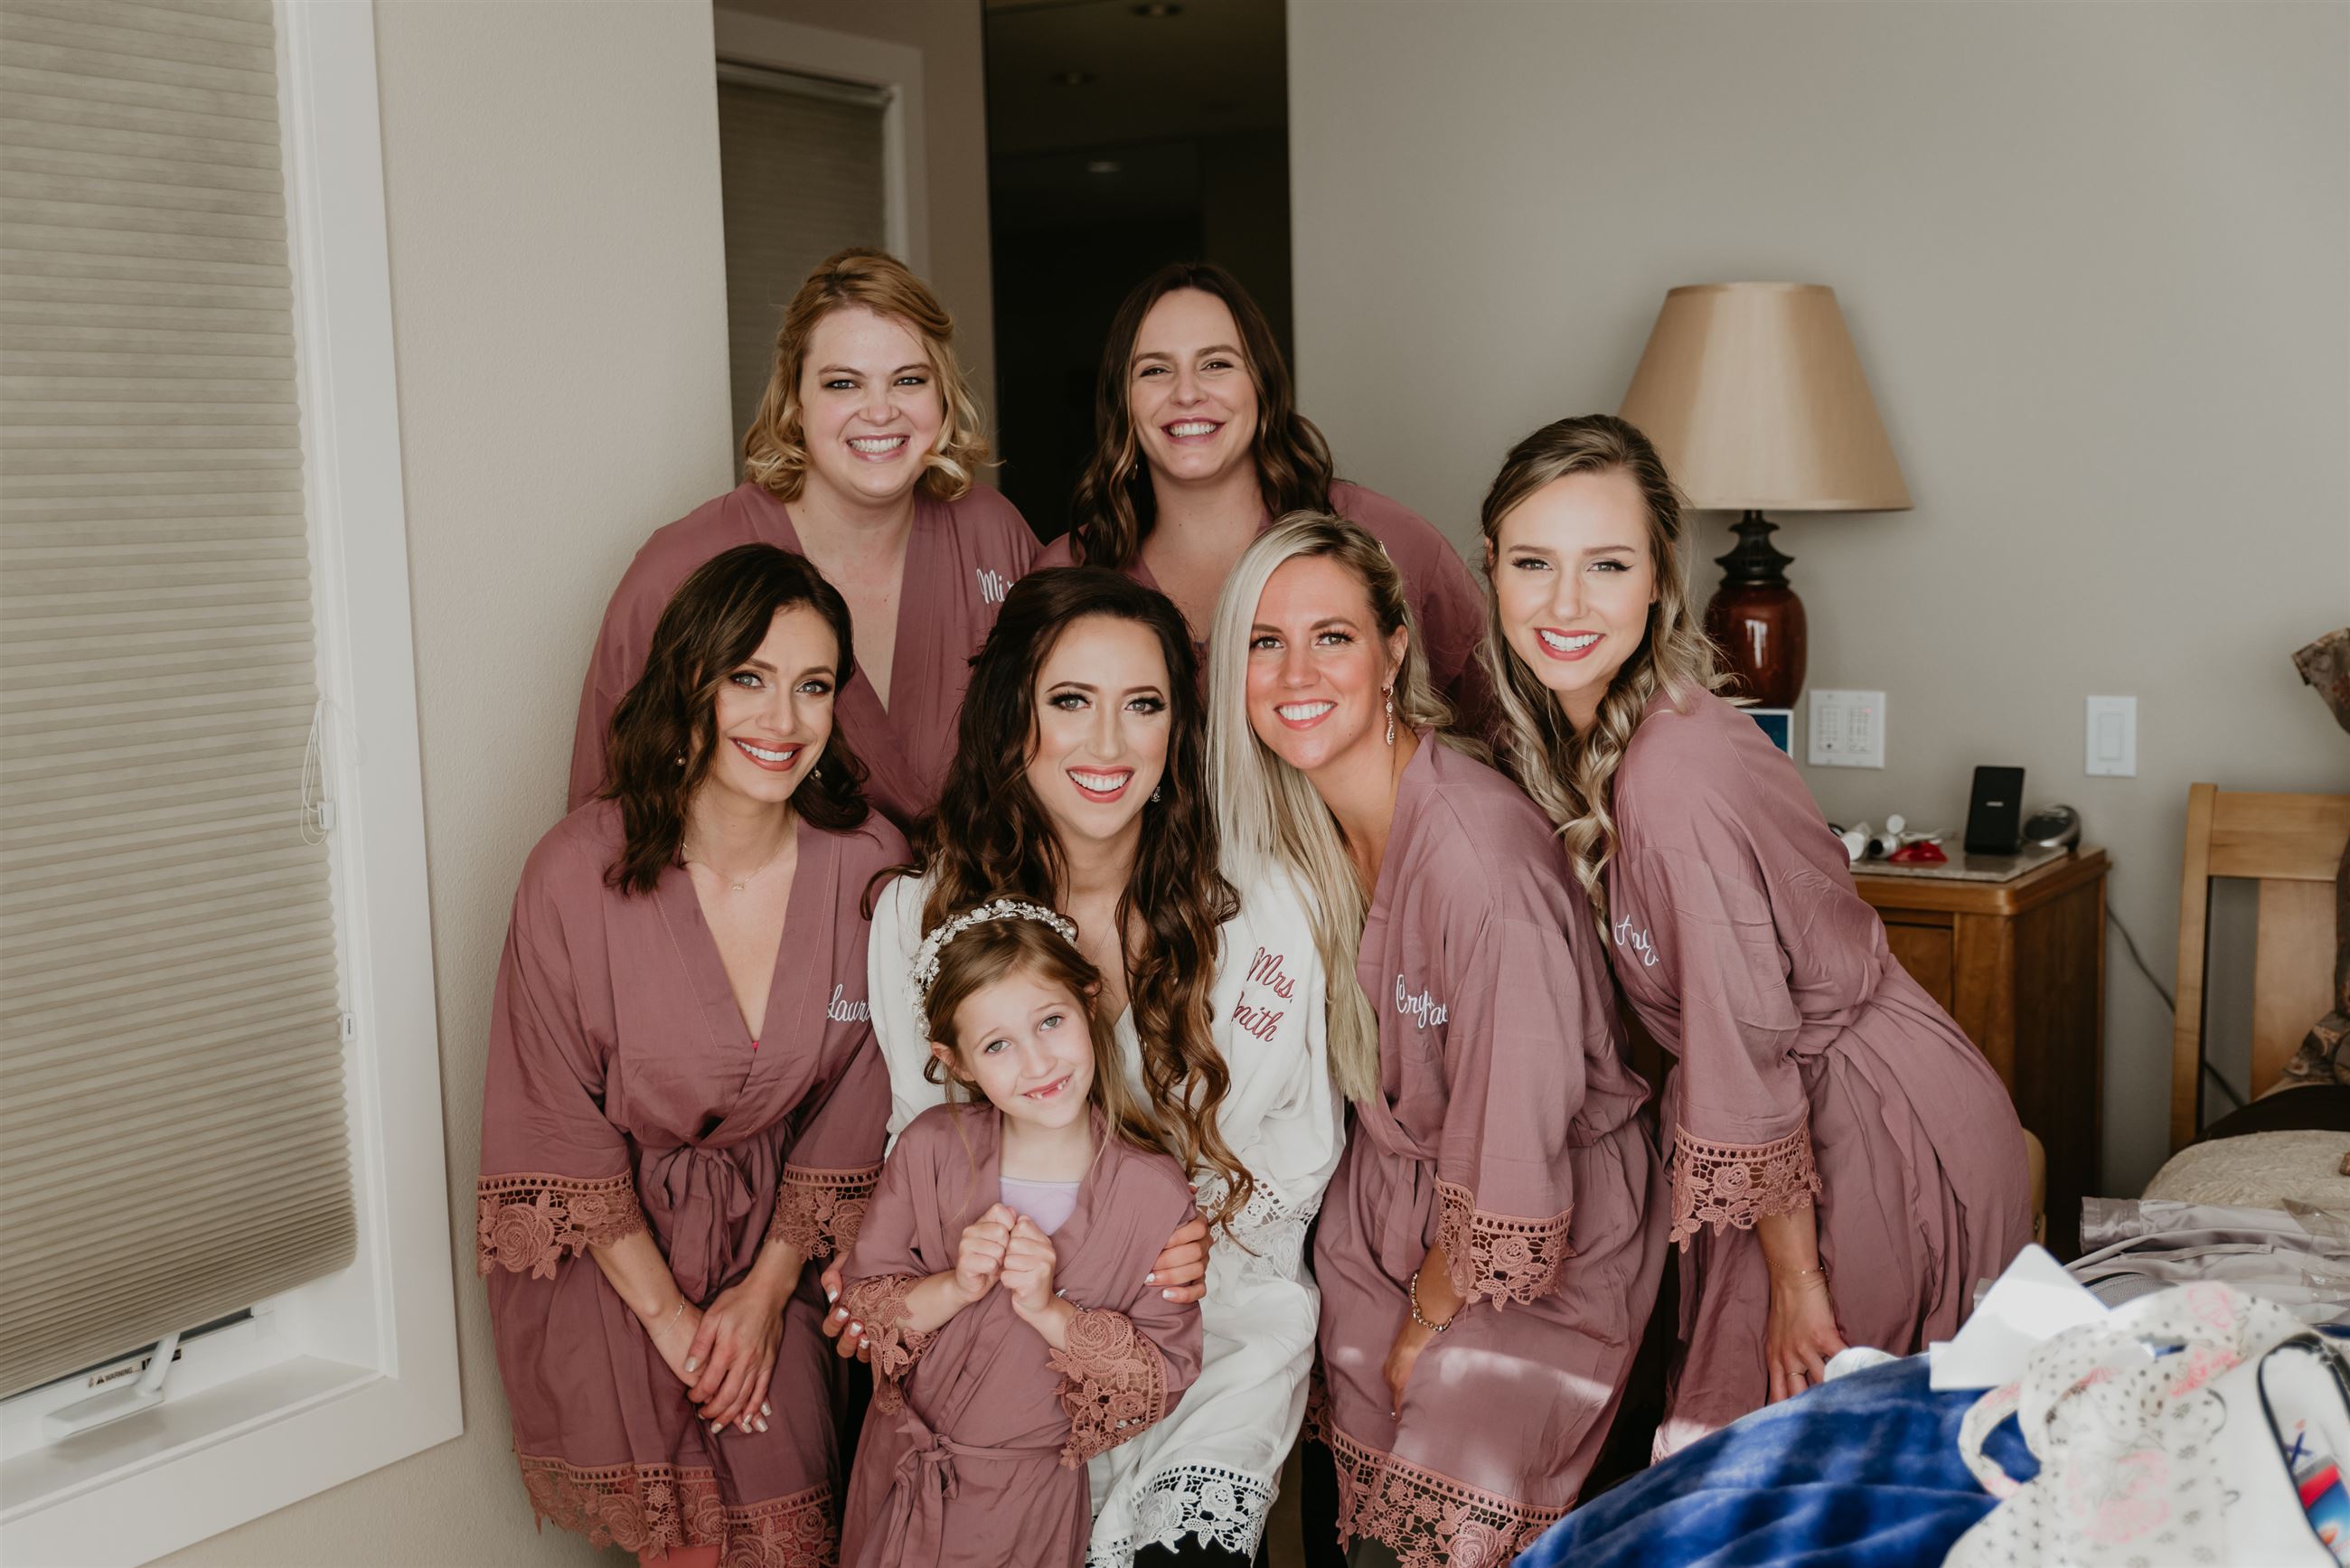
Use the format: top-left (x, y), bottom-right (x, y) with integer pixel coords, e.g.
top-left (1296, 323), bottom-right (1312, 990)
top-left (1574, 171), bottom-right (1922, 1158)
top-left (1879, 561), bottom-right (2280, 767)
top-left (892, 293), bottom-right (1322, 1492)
top-left (682, 833), bottom-right (790, 893)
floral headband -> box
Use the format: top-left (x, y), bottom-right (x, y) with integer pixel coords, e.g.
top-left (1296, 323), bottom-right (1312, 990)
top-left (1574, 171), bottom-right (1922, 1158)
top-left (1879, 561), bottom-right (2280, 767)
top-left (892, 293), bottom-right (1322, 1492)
top-left (907, 897), bottom-right (1080, 1042)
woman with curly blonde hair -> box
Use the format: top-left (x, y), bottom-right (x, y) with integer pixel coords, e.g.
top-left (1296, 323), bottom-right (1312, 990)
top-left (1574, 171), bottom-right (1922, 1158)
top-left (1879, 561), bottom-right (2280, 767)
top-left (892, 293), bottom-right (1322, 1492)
top-left (1476, 413), bottom-right (2028, 1455)
top-left (570, 248), bottom-right (1037, 827)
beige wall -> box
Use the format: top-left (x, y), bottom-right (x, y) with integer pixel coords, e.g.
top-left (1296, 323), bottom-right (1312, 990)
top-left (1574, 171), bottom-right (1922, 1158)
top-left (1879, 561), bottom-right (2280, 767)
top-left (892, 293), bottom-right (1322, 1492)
top-left (719, 0), bottom-right (998, 411)
top-left (1288, 0), bottom-right (2350, 1194)
top-left (159, 1), bottom-right (732, 1562)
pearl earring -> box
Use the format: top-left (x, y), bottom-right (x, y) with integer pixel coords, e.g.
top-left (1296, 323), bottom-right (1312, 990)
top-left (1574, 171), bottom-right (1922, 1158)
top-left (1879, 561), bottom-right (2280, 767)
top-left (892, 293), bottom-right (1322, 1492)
top-left (1151, 784), bottom-right (1162, 803)
top-left (1384, 687), bottom-right (1396, 746)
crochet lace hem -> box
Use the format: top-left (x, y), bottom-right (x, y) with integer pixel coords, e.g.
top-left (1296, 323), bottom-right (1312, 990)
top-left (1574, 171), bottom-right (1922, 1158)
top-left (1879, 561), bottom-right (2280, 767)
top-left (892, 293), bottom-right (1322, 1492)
top-left (475, 1172), bottom-right (644, 1278)
top-left (1321, 1420), bottom-right (1564, 1568)
top-left (837, 1272), bottom-right (935, 1412)
top-left (1434, 1179), bottom-right (1572, 1308)
top-left (1048, 1307), bottom-right (1170, 1467)
top-left (770, 1162), bottom-right (879, 1262)
top-left (515, 1454), bottom-right (832, 1567)
top-left (1669, 1125), bottom-right (1821, 1247)
top-left (1086, 1463), bottom-right (1277, 1565)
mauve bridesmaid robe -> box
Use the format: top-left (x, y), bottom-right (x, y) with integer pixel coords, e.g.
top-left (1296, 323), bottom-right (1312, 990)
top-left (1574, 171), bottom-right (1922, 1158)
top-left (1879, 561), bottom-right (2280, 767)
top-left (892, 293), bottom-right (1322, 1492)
top-left (569, 481), bottom-right (1038, 827)
top-left (837, 1104), bottom-right (1205, 1568)
top-left (1602, 690), bottom-right (2032, 1455)
top-left (1038, 481), bottom-right (1492, 726)
top-left (1312, 739), bottom-right (1665, 1568)
top-left (477, 799), bottom-right (906, 1565)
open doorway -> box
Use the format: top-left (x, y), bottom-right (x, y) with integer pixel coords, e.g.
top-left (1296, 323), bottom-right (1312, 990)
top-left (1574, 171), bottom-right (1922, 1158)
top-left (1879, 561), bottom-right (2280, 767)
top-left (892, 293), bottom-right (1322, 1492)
top-left (984, 0), bottom-right (1292, 540)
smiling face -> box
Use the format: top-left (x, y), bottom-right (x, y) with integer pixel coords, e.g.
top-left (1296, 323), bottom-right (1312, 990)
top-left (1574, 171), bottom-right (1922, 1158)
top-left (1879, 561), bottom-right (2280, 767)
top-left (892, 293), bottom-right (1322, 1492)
top-left (1128, 288), bottom-right (1262, 493)
top-left (1244, 553), bottom-right (1406, 780)
top-left (700, 604), bottom-right (840, 812)
top-left (1489, 467), bottom-right (1659, 732)
top-left (934, 963), bottom-right (1097, 1131)
top-left (794, 305), bottom-right (946, 510)
top-left (1021, 614), bottom-right (1173, 852)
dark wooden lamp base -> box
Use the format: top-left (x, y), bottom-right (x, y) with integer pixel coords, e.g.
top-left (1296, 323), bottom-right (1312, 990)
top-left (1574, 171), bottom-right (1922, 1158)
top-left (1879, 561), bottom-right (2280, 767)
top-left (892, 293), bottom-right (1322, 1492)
top-left (1703, 509), bottom-right (1808, 709)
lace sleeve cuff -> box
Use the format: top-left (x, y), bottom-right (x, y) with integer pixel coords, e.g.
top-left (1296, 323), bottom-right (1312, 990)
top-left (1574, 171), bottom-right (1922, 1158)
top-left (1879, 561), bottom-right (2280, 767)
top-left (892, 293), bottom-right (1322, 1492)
top-left (476, 1172), bottom-right (645, 1278)
top-left (772, 1163), bottom-right (880, 1262)
top-left (1670, 1125), bottom-right (1821, 1247)
top-left (1434, 1179), bottom-right (1573, 1309)
top-left (837, 1273), bottom-right (935, 1412)
top-left (1048, 1308), bottom-right (1170, 1467)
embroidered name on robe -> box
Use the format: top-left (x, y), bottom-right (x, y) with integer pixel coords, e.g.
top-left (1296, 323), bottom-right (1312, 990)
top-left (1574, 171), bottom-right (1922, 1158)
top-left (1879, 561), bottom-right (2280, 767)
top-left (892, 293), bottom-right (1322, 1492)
top-left (1393, 974), bottom-right (1448, 1029)
top-left (1612, 914), bottom-right (1659, 968)
top-left (1232, 945), bottom-right (1296, 1043)
top-left (975, 566), bottom-right (1012, 605)
top-left (827, 983), bottom-right (872, 1023)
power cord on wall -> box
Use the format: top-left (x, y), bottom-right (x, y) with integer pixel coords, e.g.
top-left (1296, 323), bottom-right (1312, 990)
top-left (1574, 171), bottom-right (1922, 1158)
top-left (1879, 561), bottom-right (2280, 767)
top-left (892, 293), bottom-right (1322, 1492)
top-left (2107, 906), bottom-right (2247, 1113)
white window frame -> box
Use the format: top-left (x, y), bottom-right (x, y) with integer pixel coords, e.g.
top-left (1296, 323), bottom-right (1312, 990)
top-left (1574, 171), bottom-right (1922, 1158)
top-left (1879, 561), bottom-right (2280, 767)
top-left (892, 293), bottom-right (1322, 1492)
top-left (0, 4), bottom-right (461, 1563)
top-left (713, 7), bottom-right (929, 275)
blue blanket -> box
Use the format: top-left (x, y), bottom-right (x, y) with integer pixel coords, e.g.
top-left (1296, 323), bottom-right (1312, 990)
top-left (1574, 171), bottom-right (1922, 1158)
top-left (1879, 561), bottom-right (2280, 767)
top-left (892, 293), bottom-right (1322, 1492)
top-left (1515, 1357), bottom-right (2036, 1568)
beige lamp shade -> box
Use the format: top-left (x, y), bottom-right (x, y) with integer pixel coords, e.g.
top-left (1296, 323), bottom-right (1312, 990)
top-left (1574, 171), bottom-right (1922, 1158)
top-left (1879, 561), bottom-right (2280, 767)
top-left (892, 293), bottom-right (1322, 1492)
top-left (1619, 283), bottom-right (1912, 512)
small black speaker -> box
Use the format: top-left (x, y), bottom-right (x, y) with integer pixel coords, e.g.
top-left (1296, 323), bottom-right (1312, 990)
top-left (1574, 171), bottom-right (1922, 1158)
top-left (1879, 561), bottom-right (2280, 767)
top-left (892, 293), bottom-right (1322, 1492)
top-left (1964, 765), bottom-right (2027, 855)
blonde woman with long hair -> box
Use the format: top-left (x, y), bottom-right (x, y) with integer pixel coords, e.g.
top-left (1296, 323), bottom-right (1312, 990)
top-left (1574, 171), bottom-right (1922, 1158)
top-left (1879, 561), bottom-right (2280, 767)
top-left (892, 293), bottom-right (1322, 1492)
top-left (1476, 413), bottom-right (2029, 1455)
top-left (570, 248), bottom-right (1037, 828)
top-left (1208, 515), bottom-right (1663, 1568)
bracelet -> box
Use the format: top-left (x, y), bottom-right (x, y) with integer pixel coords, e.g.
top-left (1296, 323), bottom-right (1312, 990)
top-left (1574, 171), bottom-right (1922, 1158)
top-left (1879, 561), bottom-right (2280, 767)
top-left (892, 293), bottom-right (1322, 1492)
top-left (1407, 1269), bottom-right (1454, 1334)
top-left (650, 1300), bottom-right (685, 1342)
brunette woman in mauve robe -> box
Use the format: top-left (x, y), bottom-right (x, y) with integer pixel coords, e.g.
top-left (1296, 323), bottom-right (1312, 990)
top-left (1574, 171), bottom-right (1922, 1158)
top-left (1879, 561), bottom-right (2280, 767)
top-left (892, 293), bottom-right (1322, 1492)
top-left (480, 546), bottom-right (906, 1568)
top-left (1473, 415), bottom-right (2030, 1457)
top-left (1209, 516), bottom-right (1664, 1568)
top-left (569, 249), bottom-right (1038, 828)
top-left (852, 567), bottom-right (1345, 1567)
top-left (1035, 263), bottom-right (1490, 730)
top-left (838, 906), bottom-right (1203, 1568)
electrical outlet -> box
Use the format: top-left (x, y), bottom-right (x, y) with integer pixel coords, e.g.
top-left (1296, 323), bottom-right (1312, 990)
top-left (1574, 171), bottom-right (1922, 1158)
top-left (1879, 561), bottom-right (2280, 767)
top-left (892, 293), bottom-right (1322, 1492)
top-left (2086, 695), bottom-right (2137, 777)
top-left (1808, 690), bottom-right (1886, 768)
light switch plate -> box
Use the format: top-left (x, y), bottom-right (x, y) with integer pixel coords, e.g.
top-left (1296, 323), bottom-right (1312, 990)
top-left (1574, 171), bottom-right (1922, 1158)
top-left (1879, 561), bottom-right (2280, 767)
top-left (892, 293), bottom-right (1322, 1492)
top-left (1808, 689), bottom-right (1886, 768)
top-left (2086, 695), bottom-right (2137, 777)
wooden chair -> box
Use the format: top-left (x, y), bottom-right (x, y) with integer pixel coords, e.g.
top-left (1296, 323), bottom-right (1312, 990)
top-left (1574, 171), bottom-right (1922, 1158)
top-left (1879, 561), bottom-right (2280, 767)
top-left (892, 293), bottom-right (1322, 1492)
top-left (2169, 784), bottom-right (2350, 1151)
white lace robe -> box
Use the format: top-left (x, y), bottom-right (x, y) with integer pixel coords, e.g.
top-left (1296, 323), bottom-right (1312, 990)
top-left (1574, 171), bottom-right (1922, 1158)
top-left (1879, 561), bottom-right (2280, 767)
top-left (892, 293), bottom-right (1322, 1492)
top-left (869, 867), bottom-right (1344, 1564)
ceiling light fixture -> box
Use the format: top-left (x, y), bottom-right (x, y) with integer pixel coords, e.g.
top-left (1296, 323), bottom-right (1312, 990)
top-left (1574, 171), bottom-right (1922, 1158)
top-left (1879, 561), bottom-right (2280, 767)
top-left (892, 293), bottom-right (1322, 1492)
top-left (1051, 70), bottom-right (1095, 87)
top-left (1086, 159), bottom-right (1123, 175)
top-left (1131, 3), bottom-right (1184, 16)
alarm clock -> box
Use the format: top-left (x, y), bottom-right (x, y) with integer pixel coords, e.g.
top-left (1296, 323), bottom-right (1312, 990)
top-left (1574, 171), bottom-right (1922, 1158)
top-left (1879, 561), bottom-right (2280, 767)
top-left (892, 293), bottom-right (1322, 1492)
top-left (2022, 803), bottom-right (2082, 850)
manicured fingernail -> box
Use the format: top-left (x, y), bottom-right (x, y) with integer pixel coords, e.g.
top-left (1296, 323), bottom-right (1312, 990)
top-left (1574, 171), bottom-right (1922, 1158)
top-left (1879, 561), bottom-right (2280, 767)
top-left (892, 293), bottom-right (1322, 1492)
top-left (827, 1286), bottom-right (839, 1303)
top-left (683, 1357), bottom-right (699, 1374)
top-left (756, 1417), bottom-right (768, 1432)
top-left (1161, 1289), bottom-right (1177, 1300)
top-left (1144, 1272), bottom-right (1156, 1284)
top-left (848, 1321), bottom-right (860, 1334)
top-left (760, 1402), bottom-right (772, 1417)
top-left (710, 1420), bottom-right (723, 1434)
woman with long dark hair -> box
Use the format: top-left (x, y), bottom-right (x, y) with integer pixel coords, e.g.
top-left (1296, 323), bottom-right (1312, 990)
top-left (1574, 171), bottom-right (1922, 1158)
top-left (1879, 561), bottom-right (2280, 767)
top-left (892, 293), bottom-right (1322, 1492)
top-left (1036, 263), bottom-right (1489, 726)
top-left (841, 567), bottom-right (1344, 1567)
top-left (1474, 414), bottom-right (2028, 1453)
top-left (480, 544), bottom-right (905, 1567)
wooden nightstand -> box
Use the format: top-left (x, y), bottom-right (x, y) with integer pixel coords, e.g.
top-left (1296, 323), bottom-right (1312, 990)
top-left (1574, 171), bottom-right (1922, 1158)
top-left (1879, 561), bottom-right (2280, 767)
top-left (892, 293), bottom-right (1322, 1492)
top-left (1852, 849), bottom-right (2108, 1258)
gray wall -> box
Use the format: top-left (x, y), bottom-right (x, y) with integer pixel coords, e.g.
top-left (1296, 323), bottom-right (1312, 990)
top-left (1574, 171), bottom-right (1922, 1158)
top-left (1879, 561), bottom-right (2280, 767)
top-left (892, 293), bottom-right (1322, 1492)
top-left (1287, 0), bottom-right (2349, 1194)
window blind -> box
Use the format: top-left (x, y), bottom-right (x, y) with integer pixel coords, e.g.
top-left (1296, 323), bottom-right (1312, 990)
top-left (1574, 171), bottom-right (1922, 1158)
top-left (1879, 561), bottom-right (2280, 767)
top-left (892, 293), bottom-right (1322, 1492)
top-left (716, 65), bottom-right (888, 445)
top-left (0, 0), bottom-right (354, 1398)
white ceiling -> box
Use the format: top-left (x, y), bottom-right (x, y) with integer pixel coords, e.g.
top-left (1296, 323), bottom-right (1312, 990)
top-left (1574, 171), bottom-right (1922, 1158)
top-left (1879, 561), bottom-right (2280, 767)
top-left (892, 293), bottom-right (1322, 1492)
top-left (984, 0), bottom-right (1286, 157)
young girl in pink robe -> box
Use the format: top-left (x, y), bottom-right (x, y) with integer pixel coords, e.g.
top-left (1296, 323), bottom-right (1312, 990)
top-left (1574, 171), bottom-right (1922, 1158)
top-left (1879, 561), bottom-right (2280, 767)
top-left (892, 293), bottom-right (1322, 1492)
top-left (1473, 414), bottom-right (2030, 1456)
top-left (481, 547), bottom-right (904, 1566)
top-left (1207, 515), bottom-right (1663, 1568)
top-left (837, 903), bottom-right (1203, 1568)
top-left (569, 249), bottom-right (1037, 827)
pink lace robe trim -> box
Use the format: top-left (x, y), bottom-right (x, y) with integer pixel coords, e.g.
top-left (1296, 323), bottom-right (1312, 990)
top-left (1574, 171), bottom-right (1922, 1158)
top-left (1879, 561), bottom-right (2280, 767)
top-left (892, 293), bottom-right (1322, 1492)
top-left (475, 1172), bottom-right (645, 1279)
top-left (1669, 1124), bottom-right (1822, 1248)
top-left (1321, 1417), bottom-right (1563, 1568)
top-left (770, 1162), bottom-right (880, 1263)
top-left (517, 1453), bottom-right (833, 1567)
top-left (837, 1272), bottom-right (936, 1413)
top-left (1048, 1306), bottom-right (1171, 1468)
top-left (1434, 1179), bottom-right (1573, 1309)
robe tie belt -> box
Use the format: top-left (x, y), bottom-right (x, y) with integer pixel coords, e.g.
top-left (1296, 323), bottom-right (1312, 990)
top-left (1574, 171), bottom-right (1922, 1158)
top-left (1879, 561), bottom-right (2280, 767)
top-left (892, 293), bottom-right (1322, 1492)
top-left (638, 1141), bottom-right (765, 1301)
top-left (874, 1411), bottom-right (1062, 1568)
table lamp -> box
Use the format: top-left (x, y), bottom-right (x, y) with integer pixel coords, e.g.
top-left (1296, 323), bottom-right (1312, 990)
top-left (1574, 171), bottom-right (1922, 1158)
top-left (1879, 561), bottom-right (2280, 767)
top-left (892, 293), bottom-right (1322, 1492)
top-left (1618, 282), bottom-right (1910, 708)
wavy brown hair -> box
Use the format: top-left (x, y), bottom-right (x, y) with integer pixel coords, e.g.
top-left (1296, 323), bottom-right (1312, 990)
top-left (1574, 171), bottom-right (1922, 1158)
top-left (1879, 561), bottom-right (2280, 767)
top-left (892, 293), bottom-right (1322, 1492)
top-left (1066, 262), bottom-right (1334, 570)
top-left (739, 248), bottom-right (990, 503)
top-left (1475, 414), bottom-right (1725, 926)
top-left (905, 567), bottom-right (1252, 1225)
top-left (922, 908), bottom-right (1167, 1160)
top-left (604, 544), bottom-right (870, 895)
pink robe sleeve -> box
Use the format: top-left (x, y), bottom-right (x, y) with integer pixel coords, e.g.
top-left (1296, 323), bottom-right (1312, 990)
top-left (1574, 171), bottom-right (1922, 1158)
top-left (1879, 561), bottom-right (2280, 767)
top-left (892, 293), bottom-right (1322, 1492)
top-left (1048, 1193), bottom-right (1204, 1468)
top-left (835, 1142), bottom-right (938, 1412)
top-left (475, 862), bottom-right (647, 1279)
top-left (771, 1041), bottom-right (888, 1264)
top-left (1632, 828), bottom-right (1822, 1248)
top-left (567, 556), bottom-right (665, 812)
top-left (1432, 914), bottom-right (1589, 1310)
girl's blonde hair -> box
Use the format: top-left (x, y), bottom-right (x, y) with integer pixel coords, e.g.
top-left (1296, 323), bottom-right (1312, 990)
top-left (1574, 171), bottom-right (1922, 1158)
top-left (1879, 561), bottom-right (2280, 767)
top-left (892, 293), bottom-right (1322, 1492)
top-left (1206, 513), bottom-right (1460, 1104)
top-left (1475, 414), bottom-right (1725, 928)
top-left (740, 248), bottom-right (990, 503)
top-left (922, 909), bottom-right (1165, 1159)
